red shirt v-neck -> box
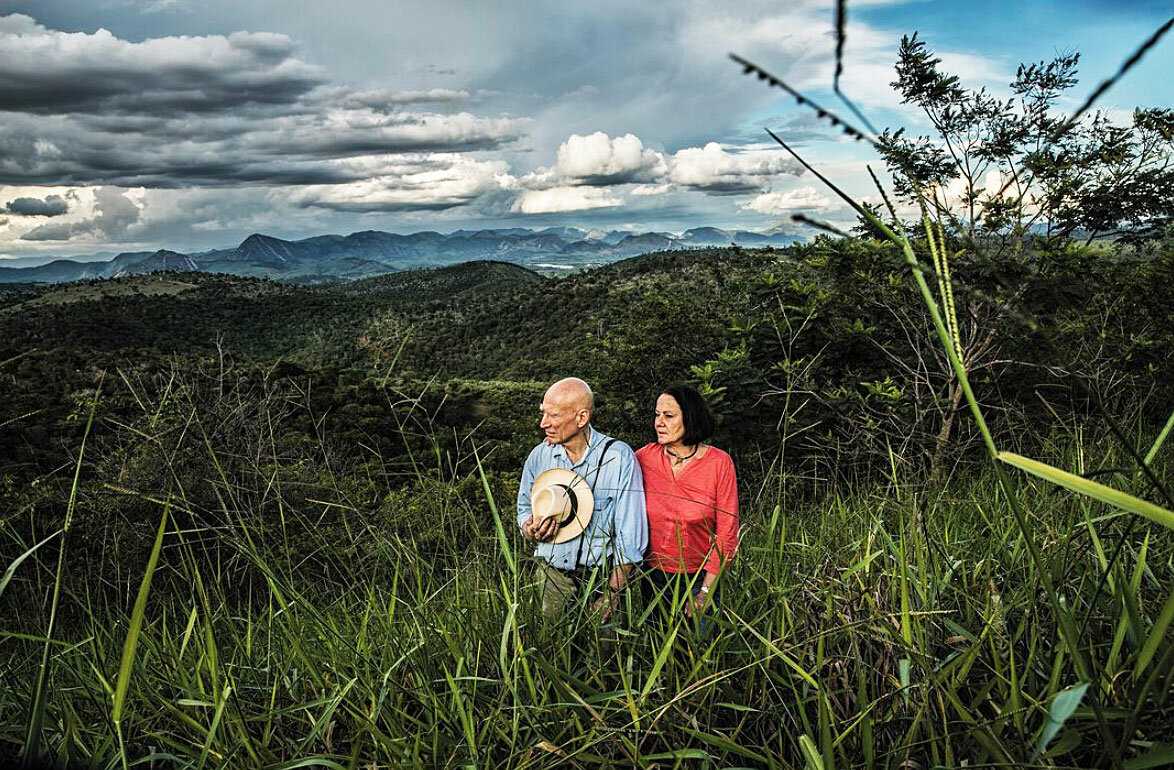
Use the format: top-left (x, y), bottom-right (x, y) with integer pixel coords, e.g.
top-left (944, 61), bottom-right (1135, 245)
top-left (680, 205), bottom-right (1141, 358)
top-left (636, 443), bottom-right (739, 574)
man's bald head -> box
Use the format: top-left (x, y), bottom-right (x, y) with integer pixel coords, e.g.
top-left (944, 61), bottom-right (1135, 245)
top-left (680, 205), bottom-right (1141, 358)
top-left (539, 377), bottom-right (594, 447)
top-left (545, 377), bottom-right (594, 412)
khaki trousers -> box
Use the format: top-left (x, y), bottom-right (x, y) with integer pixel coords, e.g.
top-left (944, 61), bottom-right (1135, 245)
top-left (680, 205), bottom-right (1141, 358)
top-left (536, 560), bottom-right (584, 618)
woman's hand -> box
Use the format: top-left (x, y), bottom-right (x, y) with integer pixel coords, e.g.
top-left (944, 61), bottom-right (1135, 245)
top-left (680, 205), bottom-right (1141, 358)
top-left (684, 590), bottom-right (710, 617)
top-left (591, 590), bottom-right (620, 622)
top-left (595, 565), bottom-right (633, 623)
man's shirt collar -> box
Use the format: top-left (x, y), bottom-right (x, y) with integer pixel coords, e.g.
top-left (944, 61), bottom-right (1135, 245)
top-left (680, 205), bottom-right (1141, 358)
top-left (550, 424), bottom-right (599, 465)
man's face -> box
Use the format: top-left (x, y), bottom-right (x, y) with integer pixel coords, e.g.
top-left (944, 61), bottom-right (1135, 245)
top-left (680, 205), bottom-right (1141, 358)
top-left (540, 394), bottom-right (587, 446)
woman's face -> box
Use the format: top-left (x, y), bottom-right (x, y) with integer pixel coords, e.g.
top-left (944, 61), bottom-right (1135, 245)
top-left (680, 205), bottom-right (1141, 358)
top-left (654, 394), bottom-right (686, 446)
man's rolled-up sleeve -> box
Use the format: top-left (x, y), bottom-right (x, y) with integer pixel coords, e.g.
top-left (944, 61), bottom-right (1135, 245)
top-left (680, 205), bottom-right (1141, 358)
top-left (610, 448), bottom-right (648, 565)
top-left (517, 447), bottom-right (540, 531)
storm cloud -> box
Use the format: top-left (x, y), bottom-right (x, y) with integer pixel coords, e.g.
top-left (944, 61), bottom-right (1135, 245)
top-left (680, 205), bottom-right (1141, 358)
top-left (0, 14), bottom-right (528, 191)
top-left (0, 15), bottom-right (324, 115)
top-left (5, 194), bottom-right (69, 216)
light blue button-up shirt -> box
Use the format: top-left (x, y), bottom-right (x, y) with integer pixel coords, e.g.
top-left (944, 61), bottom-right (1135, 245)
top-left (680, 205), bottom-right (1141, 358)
top-left (516, 426), bottom-right (647, 570)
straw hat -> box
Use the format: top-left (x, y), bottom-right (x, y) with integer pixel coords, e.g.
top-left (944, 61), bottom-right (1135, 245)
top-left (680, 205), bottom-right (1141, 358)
top-left (530, 467), bottom-right (594, 544)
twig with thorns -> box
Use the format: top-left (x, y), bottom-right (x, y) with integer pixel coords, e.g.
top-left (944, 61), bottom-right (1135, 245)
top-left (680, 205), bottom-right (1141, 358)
top-left (729, 53), bottom-right (877, 146)
top-left (833, 0), bottom-right (879, 135)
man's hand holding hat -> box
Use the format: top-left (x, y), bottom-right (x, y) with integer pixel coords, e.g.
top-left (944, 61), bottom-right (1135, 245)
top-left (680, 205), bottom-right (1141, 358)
top-left (526, 467), bottom-right (594, 545)
top-left (522, 514), bottom-right (560, 542)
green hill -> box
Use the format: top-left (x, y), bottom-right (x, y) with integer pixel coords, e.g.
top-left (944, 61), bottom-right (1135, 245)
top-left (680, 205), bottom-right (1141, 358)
top-left (1, 240), bottom-right (1171, 491)
top-left (337, 259), bottom-right (544, 302)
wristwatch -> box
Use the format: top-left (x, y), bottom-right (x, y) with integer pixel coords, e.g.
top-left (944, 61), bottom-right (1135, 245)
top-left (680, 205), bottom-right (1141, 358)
top-left (699, 584), bottom-right (710, 594)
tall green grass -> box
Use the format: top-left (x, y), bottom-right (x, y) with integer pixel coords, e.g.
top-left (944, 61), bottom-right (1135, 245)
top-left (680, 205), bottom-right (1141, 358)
top-left (1, 367), bottom-right (1170, 767)
top-left (757, 120), bottom-right (1174, 767)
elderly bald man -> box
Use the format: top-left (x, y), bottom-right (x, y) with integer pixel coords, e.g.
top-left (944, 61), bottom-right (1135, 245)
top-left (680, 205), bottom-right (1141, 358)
top-left (517, 377), bottom-right (648, 619)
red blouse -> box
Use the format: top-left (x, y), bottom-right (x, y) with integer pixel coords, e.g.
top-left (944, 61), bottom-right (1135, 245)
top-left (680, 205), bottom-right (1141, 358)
top-left (636, 443), bottom-right (739, 574)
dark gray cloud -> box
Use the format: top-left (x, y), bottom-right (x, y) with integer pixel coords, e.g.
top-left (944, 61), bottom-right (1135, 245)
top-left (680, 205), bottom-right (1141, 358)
top-left (0, 15), bottom-right (324, 115)
top-left (0, 108), bottom-right (528, 189)
top-left (300, 199), bottom-right (461, 213)
top-left (0, 107), bottom-right (527, 189)
top-left (5, 194), bottom-right (69, 216)
top-left (314, 86), bottom-right (473, 110)
top-left (92, 185), bottom-right (141, 234)
top-left (18, 220), bottom-right (77, 241)
top-left (0, 14), bottom-right (528, 189)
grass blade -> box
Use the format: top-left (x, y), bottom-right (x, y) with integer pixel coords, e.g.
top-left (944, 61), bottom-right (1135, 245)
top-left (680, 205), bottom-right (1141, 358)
top-left (21, 377), bottom-right (101, 767)
top-left (112, 501), bottom-right (170, 769)
top-left (474, 444), bottom-right (516, 580)
top-left (999, 452), bottom-right (1174, 530)
top-left (799, 734), bottom-right (825, 770)
top-left (0, 529), bottom-right (61, 602)
top-left (195, 684), bottom-right (231, 770)
top-left (1034, 682), bottom-right (1089, 758)
top-left (1124, 743), bottom-right (1174, 770)
top-left (1143, 408), bottom-right (1174, 468)
top-left (642, 749), bottom-right (710, 763)
top-left (640, 622), bottom-right (680, 703)
top-left (1135, 586), bottom-right (1174, 679)
top-left (680, 726), bottom-right (772, 767)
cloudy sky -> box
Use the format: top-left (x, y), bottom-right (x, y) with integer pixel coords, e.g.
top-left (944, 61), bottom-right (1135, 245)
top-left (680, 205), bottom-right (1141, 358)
top-left (0, 0), bottom-right (1170, 264)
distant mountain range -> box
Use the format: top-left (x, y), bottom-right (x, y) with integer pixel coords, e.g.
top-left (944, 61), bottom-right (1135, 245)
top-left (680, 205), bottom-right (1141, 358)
top-left (0, 226), bottom-right (799, 284)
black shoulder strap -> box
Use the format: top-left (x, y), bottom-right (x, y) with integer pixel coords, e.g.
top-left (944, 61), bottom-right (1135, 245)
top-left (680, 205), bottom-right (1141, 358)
top-left (571, 437), bottom-right (619, 570)
top-left (589, 438), bottom-right (619, 493)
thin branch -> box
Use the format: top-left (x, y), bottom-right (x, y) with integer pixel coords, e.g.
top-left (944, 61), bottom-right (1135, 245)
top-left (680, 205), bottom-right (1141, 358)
top-left (732, 54), bottom-right (877, 145)
top-left (1055, 16), bottom-right (1174, 139)
top-left (832, 0), bottom-right (879, 135)
top-left (791, 213), bottom-right (851, 238)
top-left (867, 164), bottom-right (900, 223)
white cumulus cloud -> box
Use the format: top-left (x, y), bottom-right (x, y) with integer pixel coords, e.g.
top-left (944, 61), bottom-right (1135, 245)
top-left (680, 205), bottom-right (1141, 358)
top-left (668, 143), bottom-right (802, 194)
top-left (511, 186), bottom-right (622, 214)
top-left (518, 132), bottom-right (668, 190)
top-left (630, 183), bottom-right (673, 196)
top-left (288, 155), bottom-right (515, 212)
top-left (741, 187), bottom-right (833, 215)
top-left (514, 134), bottom-right (802, 205)
top-left (553, 132), bottom-right (667, 184)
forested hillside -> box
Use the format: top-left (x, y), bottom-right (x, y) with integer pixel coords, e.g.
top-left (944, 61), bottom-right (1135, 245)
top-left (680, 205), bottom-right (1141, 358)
top-left (4, 237), bottom-right (1171, 500)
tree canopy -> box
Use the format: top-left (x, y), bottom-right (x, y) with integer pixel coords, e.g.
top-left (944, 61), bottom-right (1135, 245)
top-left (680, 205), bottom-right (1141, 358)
top-left (878, 34), bottom-right (1173, 247)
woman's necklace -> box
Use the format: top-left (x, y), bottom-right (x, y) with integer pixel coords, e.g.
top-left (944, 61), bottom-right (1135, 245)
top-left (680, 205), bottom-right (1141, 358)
top-left (665, 444), bottom-right (699, 466)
